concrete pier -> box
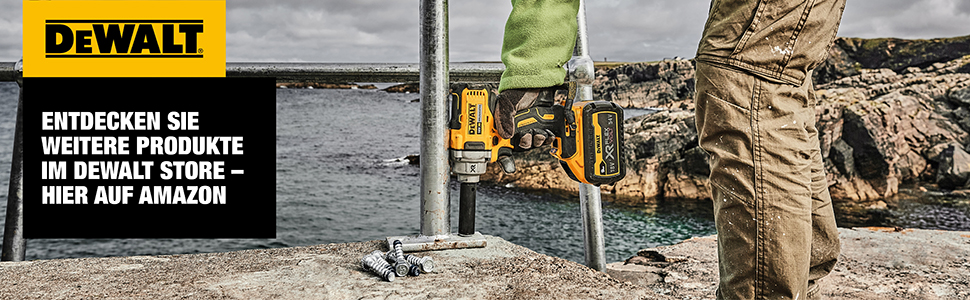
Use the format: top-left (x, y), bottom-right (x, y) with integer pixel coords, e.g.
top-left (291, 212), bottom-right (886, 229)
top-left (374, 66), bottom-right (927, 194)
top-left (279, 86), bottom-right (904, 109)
top-left (0, 236), bottom-right (656, 299)
top-left (1, 228), bottom-right (968, 299)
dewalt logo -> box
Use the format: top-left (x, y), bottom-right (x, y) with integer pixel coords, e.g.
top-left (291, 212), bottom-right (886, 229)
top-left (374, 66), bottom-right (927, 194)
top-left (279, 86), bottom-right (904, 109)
top-left (24, 1), bottom-right (225, 77)
top-left (467, 103), bottom-right (480, 135)
top-left (45, 20), bottom-right (205, 58)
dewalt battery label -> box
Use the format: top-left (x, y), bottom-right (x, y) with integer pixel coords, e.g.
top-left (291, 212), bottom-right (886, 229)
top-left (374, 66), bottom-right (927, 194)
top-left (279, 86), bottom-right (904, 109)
top-left (23, 0), bottom-right (226, 77)
top-left (594, 111), bottom-right (620, 177)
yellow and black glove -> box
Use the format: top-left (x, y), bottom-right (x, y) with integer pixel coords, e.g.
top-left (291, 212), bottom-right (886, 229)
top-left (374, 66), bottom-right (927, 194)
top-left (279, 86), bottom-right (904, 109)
top-left (494, 86), bottom-right (564, 151)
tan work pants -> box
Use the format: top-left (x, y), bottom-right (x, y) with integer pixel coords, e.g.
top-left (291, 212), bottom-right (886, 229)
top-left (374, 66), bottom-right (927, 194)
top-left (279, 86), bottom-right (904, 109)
top-left (694, 62), bottom-right (841, 300)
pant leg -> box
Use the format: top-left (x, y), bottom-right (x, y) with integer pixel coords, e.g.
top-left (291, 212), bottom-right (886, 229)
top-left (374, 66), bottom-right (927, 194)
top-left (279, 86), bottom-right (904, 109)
top-left (805, 79), bottom-right (841, 300)
top-left (498, 0), bottom-right (579, 92)
top-left (695, 61), bottom-right (839, 300)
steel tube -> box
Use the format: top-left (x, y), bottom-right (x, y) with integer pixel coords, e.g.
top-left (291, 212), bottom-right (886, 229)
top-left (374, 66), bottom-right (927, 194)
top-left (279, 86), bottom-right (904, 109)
top-left (418, 0), bottom-right (451, 237)
top-left (2, 85), bottom-right (25, 261)
top-left (578, 183), bottom-right (606, 271)
top-left (573, 0), bottom-right (607, 272)
top-left (573, 0), bottom-right (591, 59)
top-left (458, 183), bottom-right (476, 236)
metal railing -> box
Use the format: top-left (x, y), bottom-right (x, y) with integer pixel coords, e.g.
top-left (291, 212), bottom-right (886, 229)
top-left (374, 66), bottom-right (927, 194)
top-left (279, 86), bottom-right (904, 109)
top-left (0, 62), bottom-right (17, 81)
top-left (0, 62), bottom-right (505, 83)
top-left (227, 62), bottom-right (504, 83)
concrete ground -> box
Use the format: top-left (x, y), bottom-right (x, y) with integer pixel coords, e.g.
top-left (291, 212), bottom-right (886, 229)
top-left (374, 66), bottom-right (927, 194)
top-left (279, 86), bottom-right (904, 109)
top-left (0, 235), bottom-right (658, 300)
top-left (608, 227), bottom-right (970, 299)
top-left (1, 228), bottom-right (968, 299)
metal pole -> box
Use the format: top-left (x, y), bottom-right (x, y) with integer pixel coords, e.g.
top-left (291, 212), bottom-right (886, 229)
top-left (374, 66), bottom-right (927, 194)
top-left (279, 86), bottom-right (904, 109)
top-left (572, 0), bottom-right (607, 272)
top-left (2, 58), bottom-right (25, 261)
top-left (419, 0), bottom-right (451, 237)
top-left (579, 182), bottom-right (605, 271)
top-left (573, 0), bottom-right (591, 60)
top-left (389, 1), bottom-right (484, 251)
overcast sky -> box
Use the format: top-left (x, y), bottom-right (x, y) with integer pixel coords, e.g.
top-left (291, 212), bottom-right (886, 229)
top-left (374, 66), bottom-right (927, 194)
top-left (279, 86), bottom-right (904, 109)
top-left (1, 0), bottom-right (968, 63)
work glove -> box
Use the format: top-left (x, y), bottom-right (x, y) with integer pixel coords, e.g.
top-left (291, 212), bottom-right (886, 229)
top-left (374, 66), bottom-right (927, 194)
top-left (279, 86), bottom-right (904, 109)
top-left (494, 87), bottom-right (564, 151)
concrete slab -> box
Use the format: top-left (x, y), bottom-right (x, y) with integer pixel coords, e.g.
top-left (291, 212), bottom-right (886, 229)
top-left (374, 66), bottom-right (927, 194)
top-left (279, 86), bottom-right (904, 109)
top-left (3, 228), bottom-right (967, 299)
top-left (0, 235), bottom-right (660, 300)
top-left (605, 227), bottom-right (970, 299)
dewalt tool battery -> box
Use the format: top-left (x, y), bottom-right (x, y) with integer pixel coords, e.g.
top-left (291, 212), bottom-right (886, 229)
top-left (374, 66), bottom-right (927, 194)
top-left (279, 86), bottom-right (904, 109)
top-left (551, 100), bottom-right (625, 185)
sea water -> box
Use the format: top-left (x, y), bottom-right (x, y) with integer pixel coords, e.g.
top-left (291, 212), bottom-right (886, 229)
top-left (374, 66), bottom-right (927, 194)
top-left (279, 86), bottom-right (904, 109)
top-left (0, 82), bottom-right (965, 262)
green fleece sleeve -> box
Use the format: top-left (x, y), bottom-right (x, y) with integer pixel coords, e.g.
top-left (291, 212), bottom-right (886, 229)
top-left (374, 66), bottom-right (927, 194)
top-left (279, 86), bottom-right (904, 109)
top-left (499, 0), bottom-right (580, 92)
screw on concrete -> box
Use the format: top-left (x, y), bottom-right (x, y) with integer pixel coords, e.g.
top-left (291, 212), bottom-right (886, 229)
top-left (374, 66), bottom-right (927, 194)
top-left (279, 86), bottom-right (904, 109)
top-left (408, 265), bottom-right (421, 276)
top-left (386, 240), bottom-right (411, 277)
top-left (404, 254), bottom-right (435, 273)
top-left (361, 250), bottom-right (396, 282)
top-left (383, 251), bottom-right (411, 277)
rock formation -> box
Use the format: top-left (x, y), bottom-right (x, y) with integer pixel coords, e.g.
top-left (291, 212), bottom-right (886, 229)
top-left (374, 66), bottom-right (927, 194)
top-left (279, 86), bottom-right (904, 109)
top-left (382, 82), bottom-right (419, 93)
top-left (276, 82), bottom-right (377, 89)
top-left (814, 57), bottom-right (970, 201)
top-left (814, 35), bottom-right (970, 85)
top-left (593, 59), bottom-right (695, 110)
top-left (484, 35), bottom-right (970, 204)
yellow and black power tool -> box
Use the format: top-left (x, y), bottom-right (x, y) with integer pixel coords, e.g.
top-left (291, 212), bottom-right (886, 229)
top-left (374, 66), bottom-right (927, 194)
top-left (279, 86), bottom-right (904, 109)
top-left (550, 86), bottom-right (626, 185)
top-left (449, 84), bottom-right (514, 236)
top-left (448, 83), bottom-right (625, 235)
top-left (449, 84), bottom-right (515, 183)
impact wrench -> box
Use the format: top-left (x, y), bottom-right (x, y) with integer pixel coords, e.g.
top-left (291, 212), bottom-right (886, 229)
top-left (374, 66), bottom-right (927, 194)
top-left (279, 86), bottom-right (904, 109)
top-left (449, 84), bottom-right (515, 236)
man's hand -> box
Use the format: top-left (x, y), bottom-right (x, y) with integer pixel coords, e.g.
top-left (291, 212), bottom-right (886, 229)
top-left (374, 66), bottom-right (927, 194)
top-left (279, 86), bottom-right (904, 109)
top-left (510, 106), bottom-right (558, 150)
top-left (494, 87), bottom-right (563, 151)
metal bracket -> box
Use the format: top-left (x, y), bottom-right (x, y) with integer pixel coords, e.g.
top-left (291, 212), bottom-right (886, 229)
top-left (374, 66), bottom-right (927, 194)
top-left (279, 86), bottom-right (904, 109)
top-left (386, 232), bottom-right (487, 252)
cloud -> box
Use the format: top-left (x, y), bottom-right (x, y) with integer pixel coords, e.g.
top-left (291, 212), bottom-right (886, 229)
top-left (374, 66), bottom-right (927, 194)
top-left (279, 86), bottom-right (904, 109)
top-left (0, 0), bottom-right (967, 62)
top-left (838, 0), bottom-right (970, 39)
top-left (0, 0), bottom-right (22, 61)
top-left (959, 0), bottom-right (970, 15)
top-left (586, 0), bottom-right (709, 61)
top-left (226, 2), bottom-right (420, 62)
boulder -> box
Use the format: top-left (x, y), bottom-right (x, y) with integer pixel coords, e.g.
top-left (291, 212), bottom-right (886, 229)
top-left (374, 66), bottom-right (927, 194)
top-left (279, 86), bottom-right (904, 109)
top-left (593, 60), bottom-right (695, 110)
top-left (949, 80), bottom-right (970, 106)
top-left (828, 139), bottom-right (855, 177)
top-left (935, 144), bottom-right (970, 189)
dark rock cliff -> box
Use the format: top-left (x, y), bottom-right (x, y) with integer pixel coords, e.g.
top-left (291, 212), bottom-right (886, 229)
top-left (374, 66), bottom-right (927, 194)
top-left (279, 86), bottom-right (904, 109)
top-left (814, 36), bottom-right (970, 85)
top-left (593, 59), bottom-right (696, 110)
top-left (485, 35), bottom-right (970, 204)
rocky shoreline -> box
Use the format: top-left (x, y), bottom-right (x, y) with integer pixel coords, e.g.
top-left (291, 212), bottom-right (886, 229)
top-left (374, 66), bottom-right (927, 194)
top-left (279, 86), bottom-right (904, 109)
top-left (480, 35), bottom-right (970, 206)
top-left (276, 82), bottom-right (377, 89)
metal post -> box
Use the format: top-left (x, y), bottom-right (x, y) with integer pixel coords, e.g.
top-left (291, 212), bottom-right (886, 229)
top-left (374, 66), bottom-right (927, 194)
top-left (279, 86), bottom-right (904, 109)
top-left (2, 58), bottom-right (25, 261)
top-left (578, 183), bottom-right (605, 271)
top-left (386, 0), bottom-right (485, 252)
top-left (418, 0), bottom-right (451, 237)
top-left (572, 0), bottom-right (607, 272)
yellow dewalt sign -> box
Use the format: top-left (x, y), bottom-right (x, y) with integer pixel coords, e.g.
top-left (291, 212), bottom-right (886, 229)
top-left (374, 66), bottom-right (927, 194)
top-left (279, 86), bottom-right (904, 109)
top-left (23, 0), bottom-right (225, 77)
